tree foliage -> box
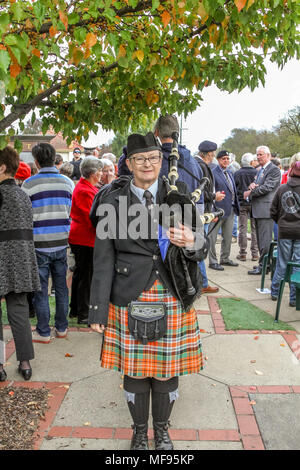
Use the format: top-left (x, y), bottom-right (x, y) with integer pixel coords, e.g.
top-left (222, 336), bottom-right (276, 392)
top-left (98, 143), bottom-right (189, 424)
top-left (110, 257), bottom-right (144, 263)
top-left (0, 0), bottom-right (299, 151)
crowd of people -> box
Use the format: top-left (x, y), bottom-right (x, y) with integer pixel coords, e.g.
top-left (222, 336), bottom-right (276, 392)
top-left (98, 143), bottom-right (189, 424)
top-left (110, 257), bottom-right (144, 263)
top-left (0, 114), bottom-right (299, 451)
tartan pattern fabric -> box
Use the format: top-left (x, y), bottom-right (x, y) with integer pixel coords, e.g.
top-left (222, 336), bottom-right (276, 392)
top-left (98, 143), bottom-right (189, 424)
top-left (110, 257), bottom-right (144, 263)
top-left (101, 280), bottom-right (204, 378)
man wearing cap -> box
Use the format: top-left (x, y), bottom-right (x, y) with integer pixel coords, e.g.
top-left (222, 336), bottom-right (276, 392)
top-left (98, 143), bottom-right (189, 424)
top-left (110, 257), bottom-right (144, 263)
top-left (195, 140), bottom-right (227, 292)
top-left (208, 150), bottom-right (240, 271)
top-left (89, 132), bottom-right (205, 451)
top-left (70, 147), bottom-right (82, 181)
top-left (153, 115), bottom-right (216, 295)
top-left (195, 141), bottom-right (226, 214)
top-left (244, 145), bottom-right (281, 275)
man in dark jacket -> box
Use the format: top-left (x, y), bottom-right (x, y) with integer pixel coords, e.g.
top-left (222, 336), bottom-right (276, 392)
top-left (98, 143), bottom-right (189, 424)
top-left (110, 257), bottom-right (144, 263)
top-left (244, 146), bottom-right (281, 275)
top-left (118, 115), bottom-right (215, 294)
top-left (234, 153), bottom-right (258, 262)
top-left (195, 140), bottom-right (225, 214)
top-left (70, 147), bottom-right (82, 181)
top-left (208, 150), bottom-right (240, 270)
top-left (270, 161), bottom-right (300, 306)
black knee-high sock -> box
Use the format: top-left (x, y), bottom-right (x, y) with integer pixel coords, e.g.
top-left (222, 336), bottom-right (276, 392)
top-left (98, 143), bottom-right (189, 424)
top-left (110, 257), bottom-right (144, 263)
top-left (151, 377), bottom-right (179, 423)
top-left (123, 376), bottom-right (151, 425)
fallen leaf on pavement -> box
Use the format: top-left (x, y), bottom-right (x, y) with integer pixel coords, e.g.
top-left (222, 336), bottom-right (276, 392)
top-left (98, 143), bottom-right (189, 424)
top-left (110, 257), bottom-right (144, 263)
top-left (65, 353), bottom-right (74, 357)
top-left (255, 370), bottom-right (263, 375)
top-left (250, 360), bottom-right (256, 363)
top-left (280, 343), bottom-right (285, 347)
top-left (249, 400), bottom-right (256, 405)
top-left (83, 422), bottom-right (91, 426)
top-left (254, 336), bottom-right (259, 340)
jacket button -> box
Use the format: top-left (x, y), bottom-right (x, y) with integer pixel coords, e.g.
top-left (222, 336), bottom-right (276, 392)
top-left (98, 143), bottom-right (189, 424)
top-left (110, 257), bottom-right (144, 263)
top-left (124, 268), bottom-right (127, 272)
top-left (153, 255), bottom-right (158, 260)
top-left (155, 270), bottom-right (159, 275)
top-left (94, 306), bottom-right (98, 310)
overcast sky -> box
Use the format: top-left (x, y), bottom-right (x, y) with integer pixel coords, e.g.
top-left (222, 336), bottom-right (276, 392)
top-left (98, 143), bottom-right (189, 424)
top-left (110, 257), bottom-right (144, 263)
top-left (88, 57), bottom-right (300, 155)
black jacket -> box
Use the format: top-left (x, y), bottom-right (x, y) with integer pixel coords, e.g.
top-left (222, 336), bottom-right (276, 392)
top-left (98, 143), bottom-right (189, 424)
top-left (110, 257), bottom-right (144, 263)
top-left (233, 166), bottom-right (257, 206)
top-left (194, 156), bottom-right (215, 212)
top-left (88, 177), bottom-right (207, 326)
top-left (270, 177), bottom-right (300, 239)
top-left (70, 158), bottom-right (82, 180)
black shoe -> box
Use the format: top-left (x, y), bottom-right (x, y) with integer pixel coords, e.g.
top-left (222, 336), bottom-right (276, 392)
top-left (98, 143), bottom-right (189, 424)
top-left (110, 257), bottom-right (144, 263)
top-left (271, 296), bottom-right (278, 301)
top-left (209, 263), bottom-right (224, 271)
top-left (0, 367), bottom-right (7, 382)
top-left (153, 421), bottom-right (174, 450)
top-left (18, 364), bottom-right (32, 381)
top-left (248, 267), bottom-right (262, 275)
top-left (69, 312), bottom-right (78, 318)
top-left (130, 424), bottom-right (149, 450)
top-left (220, 260), bottom-right (239, 267)
top-left (289, 301), bottom-right (296, 307)
top-left (77, 318), bottom-right (88, 325)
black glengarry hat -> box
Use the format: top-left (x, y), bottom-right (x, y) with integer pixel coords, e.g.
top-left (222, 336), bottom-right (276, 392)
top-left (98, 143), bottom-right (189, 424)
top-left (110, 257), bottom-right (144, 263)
top-left (217, 150), bottom-right (230, 158)
top-left (127, 132), bottom-right (160, 158)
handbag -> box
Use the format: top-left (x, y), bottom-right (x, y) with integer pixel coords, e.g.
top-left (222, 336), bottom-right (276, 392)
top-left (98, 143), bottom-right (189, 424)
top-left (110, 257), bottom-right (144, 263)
top-left (127, 301), bottom-right (167, 345)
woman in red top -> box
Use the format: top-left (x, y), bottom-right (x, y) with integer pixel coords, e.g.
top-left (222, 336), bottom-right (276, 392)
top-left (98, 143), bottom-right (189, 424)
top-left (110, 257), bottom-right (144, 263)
top-left (69, 157), bottom-right (103, 324)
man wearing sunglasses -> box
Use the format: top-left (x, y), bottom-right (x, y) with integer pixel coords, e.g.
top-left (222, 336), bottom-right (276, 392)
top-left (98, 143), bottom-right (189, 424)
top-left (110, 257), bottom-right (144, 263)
top-left (70, 147), bottom-right (82, 181)
top-left (208, 150), bottom-right (240, 271)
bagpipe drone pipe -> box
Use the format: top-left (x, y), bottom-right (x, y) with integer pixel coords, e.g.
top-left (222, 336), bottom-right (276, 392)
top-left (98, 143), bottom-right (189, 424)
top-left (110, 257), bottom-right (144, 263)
top-left (158, 132), bottom-right (224, 309)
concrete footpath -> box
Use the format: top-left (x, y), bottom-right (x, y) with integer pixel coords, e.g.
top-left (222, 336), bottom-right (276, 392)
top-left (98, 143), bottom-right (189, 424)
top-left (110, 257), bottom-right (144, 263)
top-left (1, 242), bottom-right (300, 451)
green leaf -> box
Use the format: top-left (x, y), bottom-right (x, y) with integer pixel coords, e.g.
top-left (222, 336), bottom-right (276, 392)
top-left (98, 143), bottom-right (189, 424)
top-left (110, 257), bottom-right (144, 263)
top-left (14, 138), bottom-right (22, 153)
top-left (11, 3), bottom-right (25, 22)
top-left (68, 12), bottom-right (80, 25)
top-left (0, 135), bottom-right (9, 150)
top-left (33, 3), bottom-right (46, 23)
top-left (0, 50), bottom-right (10, 72)
top-left (0, 13), bottom-right (10, 27)
top-left (118, 56), bottom-right (129, 68)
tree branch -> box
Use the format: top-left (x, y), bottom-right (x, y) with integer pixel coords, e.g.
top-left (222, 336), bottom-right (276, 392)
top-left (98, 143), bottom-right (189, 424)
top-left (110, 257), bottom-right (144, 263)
top-left (0, 62), bottom-right (118, 132)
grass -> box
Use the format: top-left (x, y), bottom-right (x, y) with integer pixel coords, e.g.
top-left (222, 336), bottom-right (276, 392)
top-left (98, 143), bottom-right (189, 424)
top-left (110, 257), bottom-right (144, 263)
top-left (1, 296), bottom-right (88, 329)
top-left (217, 297), bottom-right (295, 331)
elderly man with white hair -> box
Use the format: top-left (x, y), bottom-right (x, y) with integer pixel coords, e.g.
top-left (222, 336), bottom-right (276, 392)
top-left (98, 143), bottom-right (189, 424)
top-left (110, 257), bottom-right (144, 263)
top-left (244, 145), bottom-right (281, 275)
top-left (234, 153), bottom-right (259, 262)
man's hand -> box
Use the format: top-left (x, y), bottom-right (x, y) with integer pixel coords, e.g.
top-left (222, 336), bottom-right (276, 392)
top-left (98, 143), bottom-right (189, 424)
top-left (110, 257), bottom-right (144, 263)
top-left (167, 222), bottom-right (195, 248)
top-left (249, 182), bottom-right (258, 190)
top-left (244, 190), bottom-right (251, 199)
top-left (215, 191), bottom-right (225, 202)
top-left (90, 324), bottom-right (105, 333)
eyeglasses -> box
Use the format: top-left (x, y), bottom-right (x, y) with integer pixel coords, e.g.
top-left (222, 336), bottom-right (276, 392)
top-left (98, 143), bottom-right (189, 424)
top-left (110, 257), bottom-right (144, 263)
top-left (220, 157), bottom-right (230, 160)
top-left (257, 153), bottom-right (265, 156)
top-left (131, 155), bottom-right (161, 165)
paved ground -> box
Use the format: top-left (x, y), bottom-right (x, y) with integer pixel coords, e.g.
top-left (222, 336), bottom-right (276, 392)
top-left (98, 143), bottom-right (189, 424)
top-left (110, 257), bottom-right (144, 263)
top-left (1, 241), bottom-right (300, 451)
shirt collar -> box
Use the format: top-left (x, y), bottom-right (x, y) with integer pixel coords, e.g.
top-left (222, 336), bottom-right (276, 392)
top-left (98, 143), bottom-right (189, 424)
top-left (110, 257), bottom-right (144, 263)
top-left (262, 161), bottom-right (271, 170)
top-left (38, 166), bottom-right (59, 173)
top-left (130, 179), bottom-right (158, 204)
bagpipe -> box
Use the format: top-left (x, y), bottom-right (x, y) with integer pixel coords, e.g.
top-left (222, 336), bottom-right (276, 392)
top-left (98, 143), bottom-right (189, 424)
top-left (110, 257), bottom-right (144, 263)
top-left (159, 131), bottom-right (224, 309)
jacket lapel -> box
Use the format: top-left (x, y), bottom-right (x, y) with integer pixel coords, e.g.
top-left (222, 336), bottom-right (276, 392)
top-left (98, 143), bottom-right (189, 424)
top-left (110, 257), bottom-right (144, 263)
top-left (114, 180), bottom-right (156, 251)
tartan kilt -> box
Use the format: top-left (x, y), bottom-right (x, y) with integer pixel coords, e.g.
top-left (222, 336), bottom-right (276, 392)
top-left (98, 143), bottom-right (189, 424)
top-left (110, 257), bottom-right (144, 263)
top-left (100, 280), bottom-right (204, 378)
